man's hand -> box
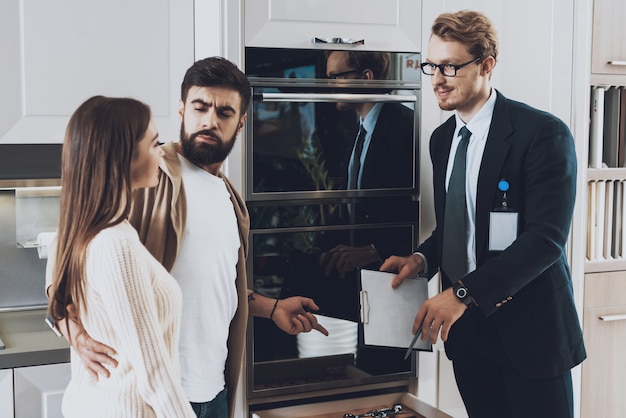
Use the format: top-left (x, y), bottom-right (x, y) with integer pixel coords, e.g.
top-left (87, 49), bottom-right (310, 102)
top-left (271, 297), bottom-right (329, 336)
top-left (379, 253), bottom-right (424, 288)
top-left (62, 304), bottom-right (118, 381)
top-left (413, 288), bottom-right (466, 344)
top-left (319, 244), bottom-right (379, 278)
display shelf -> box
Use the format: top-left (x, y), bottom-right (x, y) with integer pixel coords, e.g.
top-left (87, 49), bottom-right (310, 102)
top-left (587, 168), bottom-right (626, 181)
top-left (585, 258), bottom-right (626, 273)
top-left (590, 74), bottom-right (626, 87)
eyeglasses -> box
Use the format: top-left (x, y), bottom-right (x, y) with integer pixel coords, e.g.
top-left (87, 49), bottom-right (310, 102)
top-left (420, 57), bottom-right (481, 77)
top-left (327, 69), bottom-right (362, 80)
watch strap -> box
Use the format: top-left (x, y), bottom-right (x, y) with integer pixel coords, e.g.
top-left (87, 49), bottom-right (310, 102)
top-left (452, 282), bottom-right (475, 307)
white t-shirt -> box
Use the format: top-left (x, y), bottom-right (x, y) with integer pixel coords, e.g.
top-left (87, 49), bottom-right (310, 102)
top-left (170, 154), bottom-right (240, 403)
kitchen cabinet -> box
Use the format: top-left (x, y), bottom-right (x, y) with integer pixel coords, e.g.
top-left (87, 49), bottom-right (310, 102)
top-left (581, 3), bottom-right (626, 414)
top-left (0, 0), bottom-right (194, 145)
top-left (0, 309), bottom-right (70, 418)
top-left (13, 362), bottom-right (70, 418)
top-left (244, 0), bottom-right (421, 52)
top-left (581, 271), bottom-right (626, 418)
top-left (590, 0), bottom-right (626, 84)
top-left (0, 368), bottom-right (14, 418)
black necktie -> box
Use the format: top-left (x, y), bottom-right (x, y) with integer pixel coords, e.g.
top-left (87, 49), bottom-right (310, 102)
top-left (441, 126), bottom-right (472, 283)
top-left (349, 125), bottom-right (367, 189)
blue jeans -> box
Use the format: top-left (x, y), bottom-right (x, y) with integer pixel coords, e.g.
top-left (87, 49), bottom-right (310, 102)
top-left (190, 388), bottom-right (228, 418)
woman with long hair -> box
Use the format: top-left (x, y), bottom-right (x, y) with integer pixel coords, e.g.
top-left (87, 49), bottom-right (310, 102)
top-left (48, 95), bottom-right (195, 417)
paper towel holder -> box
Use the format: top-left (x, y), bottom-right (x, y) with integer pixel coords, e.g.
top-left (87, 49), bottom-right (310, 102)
top-left (14, 186), bottom-right (60, 250)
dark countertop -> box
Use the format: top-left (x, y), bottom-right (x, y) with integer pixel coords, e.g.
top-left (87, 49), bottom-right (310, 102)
top-left (0, 308), bottom-right (69, 369)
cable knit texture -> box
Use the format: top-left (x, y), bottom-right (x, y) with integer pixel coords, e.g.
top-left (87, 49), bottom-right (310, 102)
top-left (61, 221), bottom-right (195, 418)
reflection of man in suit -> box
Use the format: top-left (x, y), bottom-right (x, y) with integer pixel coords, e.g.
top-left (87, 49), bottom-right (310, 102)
top-left (314, 50), bottom-right (416, 375)
top-left (382, 11), bottom-right (586, 417)
top-left (321, 50), bottom-right (415, 276)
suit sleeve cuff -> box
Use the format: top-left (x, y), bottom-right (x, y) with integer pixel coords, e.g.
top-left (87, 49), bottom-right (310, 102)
top-left (413, 252), bottom-right (428, 277)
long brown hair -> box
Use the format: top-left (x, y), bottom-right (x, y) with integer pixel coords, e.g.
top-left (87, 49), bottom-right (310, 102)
top-left (48, 96), bottom-right (151, 322)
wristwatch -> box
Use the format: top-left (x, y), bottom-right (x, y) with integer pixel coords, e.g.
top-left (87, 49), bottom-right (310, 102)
top-left (452, 282), bottom-right (475, 307)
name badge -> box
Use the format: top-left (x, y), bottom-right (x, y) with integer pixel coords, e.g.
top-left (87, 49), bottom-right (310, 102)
top-left (489, 211), bottom-right (518, 251)
top-left (489, 178), bottom-right (517, 251)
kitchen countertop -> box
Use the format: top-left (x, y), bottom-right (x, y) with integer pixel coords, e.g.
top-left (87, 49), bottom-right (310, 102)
top-left (0, 308), bottom-right (69, 369)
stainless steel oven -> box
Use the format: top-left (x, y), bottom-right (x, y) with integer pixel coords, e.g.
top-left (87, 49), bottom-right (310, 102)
top-left (244, 46), bottom-right (422, 402)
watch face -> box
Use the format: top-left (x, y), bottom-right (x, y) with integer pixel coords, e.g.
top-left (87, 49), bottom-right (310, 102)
top-left (456, 287), bottom-right (468, 299)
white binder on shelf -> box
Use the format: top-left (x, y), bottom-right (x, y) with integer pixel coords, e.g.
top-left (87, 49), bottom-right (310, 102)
top-left (587, 181), bottom-right (597, 260)
top-left (589, 86), bottom-right (605, 169)
top-left (359, 269), bottom-right (430, 351)
top-left (595, 180), bottom-right (606, 260)
top-left (604, 180), bottom-right (615, 259)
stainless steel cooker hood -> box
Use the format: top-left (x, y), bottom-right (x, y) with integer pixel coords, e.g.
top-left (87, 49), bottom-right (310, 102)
top-left (0, 144), bottom-right (62, 188)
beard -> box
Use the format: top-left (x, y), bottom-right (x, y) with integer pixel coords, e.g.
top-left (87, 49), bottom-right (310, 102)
top-left (179, 122), bottom-right (237, 166)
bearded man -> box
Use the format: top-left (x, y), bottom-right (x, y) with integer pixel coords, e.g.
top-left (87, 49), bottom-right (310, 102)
top-left (49, 57), bottom-right (328, 418)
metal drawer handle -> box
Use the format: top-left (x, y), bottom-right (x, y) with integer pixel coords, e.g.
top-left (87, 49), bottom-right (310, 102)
top-left (599, 314), bottom-right (626, 321)
top-left (312, 37), bottom-right (365, 45)
top-left (259, 92), bottom-right (417, 103)
top-left (608, 61), bottom-right (626, 66)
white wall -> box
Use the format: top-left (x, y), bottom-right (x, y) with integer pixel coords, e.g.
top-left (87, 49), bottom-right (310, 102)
top-left (195, 0), bottom-right (246, 191)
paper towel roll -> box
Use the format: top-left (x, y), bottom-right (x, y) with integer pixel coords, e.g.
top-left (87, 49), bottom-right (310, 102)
top-left (36, 232), bottom-right (57, 259)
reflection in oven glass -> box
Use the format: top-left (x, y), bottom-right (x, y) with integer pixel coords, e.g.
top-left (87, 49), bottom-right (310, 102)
top-left (252, 225), bottom-right (415, 377)
top-left (246, 46), bottom-right (421, 395)
top-left (253, 96), bottom-right (356, 193)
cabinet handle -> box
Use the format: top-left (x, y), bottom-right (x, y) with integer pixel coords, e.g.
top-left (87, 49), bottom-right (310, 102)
top-left (312, 37), bottom-right (365, 45)
top-left (258, 92), bottom-right (417, 103)
top-left (599, 314), bottom-right (626, 321)
top-left (608, 61), bottom-right (626, 66)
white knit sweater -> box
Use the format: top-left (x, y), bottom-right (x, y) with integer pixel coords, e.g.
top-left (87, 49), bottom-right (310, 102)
top-left (61, 221), bottom-right (195, 418)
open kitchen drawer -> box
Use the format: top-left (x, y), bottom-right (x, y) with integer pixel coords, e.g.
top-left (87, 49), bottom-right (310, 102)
top-left (251, 392), bottom-right (453, 418)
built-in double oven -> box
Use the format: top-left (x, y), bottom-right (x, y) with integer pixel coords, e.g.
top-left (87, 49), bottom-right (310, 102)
top-left (243, 46), bottom-right (422, 403)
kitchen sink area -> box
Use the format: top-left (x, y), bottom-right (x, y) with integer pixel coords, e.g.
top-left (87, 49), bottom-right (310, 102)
top-left (0, 307), bottom-right (69, 369)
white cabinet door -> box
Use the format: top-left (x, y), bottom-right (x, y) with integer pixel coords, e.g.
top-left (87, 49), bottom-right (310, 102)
top-left (581, 272), bottom-right (626, 418)
top-left (244, 0), bottom-right (422, 52)
top-left (14, 363), bottom-right (70, 418)
top-left (0, 0), bottom-right (194, 144)
top-left (0, 368), bottom-right (14, 418)
top-left (591, 0), bottom-right (626, 76)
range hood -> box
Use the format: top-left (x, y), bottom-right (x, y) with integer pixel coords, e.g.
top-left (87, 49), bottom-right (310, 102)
top-left (0, 144), bottom-right (62, 188)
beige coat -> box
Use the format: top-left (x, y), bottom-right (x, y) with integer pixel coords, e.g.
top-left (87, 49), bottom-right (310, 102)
top-left (129, 142), bottom-right (250, 418)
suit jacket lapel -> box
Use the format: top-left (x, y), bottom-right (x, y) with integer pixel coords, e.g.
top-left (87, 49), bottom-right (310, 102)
top-left (432, 117), bottom-right (456, 230)
top-left (475, 91), bottom-right (513, 261)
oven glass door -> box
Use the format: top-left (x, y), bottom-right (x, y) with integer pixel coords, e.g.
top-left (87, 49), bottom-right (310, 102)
top-left (245, 47), bottom-right (422, 399)
top-left (248, 219), bottom-right (419, 399)
top-left (247, 85), bottom-right (419, 201)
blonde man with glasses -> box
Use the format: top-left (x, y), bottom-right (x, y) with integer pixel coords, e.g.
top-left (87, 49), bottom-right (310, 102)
top-left (381, 10), bottom-right (585, 418)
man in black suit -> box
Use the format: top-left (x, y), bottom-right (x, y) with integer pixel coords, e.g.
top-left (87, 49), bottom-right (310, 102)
top-left (381, 10), bottom-right (586, 417)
